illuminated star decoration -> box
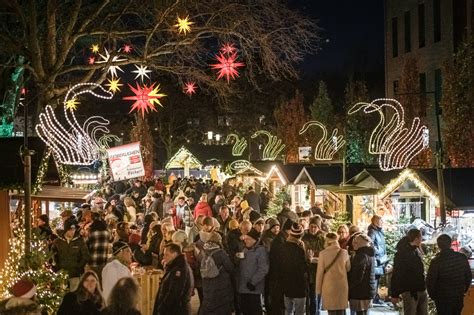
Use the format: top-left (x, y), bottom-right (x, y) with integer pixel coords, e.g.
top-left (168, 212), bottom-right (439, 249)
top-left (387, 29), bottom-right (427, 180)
top-left (123, 83), bottom-right (166, 117)
top-left (175, 16), bottom-right (194, 35)
top-left (220, 43), bottom-right (236, 54)
top-left (91, 44), bottom-right (99, 53)
top-left (122, 44), bottom-right (132, 54)
top-left (105, 78), bottom-right (123, 93)
top-left (132, 64), bottom-right (152, 82)
top-left (183, 82), bottom-right (197, 96)
top-left (96, 48), bottom-right (127, 78)
top-left (65, 98), bottom-right (80, 111)
top-left (88, 56), bottom-right (95, 65)
top-left (211, 52), bottom-right (245, 82)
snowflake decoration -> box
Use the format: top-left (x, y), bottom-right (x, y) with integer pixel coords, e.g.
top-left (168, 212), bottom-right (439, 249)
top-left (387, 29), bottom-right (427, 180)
top-left (90, 44), bottom-right (99, 53)
top-left (65, 98), bottom-right (80, 111)
top-left (132, 64), bottom-right (152, 81)
top-left (122, 44), bottom-right (132, 53)
top-left (105, 78), bottom-right (123, 93)
top-left (96, 48), bottom-right (127, 78)
top-left (88, 56), bottom-right (95, 65)
top-left (175, 16), bottom-right (194, 35)
top-left (211, 52), bottom-right (245, 82)
top-left (183, 82), bottom-right (197, 95)
top-left (220, 43), bottom-right (237, 54)
top-left (123, 83), bottom-right (166, 117)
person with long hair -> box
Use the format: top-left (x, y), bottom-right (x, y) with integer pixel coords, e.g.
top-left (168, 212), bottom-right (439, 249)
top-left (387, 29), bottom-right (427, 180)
top-left (57, 270), bottom-right (105, 315)
top-left (102, 277), bottom-right (140, 315)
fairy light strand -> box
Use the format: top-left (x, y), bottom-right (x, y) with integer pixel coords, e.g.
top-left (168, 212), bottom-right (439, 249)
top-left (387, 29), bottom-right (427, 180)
top-left (299, 121), bottom-right (345, 160)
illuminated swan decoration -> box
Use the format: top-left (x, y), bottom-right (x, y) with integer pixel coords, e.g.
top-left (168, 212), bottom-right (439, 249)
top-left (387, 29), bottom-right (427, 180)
top-left (348, 98), bottom-right (429, 170)
top-left (225, 133), bottom-right (248, 156)
top-left (299, 121), bottom-right (345, 160)
top-left (35, 83), bottom-right (113, 165)
top-left (251, 130), bottom-right (285, 161)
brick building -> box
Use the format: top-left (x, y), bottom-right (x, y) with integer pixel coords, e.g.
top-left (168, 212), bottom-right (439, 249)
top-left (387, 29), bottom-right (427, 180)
top-left (384, 0), bottom-right (473, 144)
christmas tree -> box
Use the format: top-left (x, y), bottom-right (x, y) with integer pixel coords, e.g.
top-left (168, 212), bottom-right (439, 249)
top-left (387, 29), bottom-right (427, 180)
top-left (266, 188), bottom-right (291, 217)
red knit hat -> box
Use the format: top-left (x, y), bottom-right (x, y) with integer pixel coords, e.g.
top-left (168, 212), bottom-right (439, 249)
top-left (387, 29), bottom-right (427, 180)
top-left (12, 279), bottom-right (36, 298)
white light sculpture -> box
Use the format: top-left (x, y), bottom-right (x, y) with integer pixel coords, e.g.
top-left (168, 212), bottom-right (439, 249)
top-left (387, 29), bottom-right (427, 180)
top-left (132, 64), bottom-right (152, 81)
top-left (348, 98), bottom-right (429, 171)
top-left (35, 83), bottom-right (113, 165)
top-left (299, 121), bottom-right (345, 161)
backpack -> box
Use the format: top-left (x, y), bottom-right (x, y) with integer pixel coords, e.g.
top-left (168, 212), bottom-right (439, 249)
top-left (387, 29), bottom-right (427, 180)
top-left (200, 249), bottom-right (221, 279)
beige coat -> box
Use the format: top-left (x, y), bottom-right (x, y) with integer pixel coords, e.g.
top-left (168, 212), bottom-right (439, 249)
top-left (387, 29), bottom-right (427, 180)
top-left (316, 243), bottom-right (351, 310)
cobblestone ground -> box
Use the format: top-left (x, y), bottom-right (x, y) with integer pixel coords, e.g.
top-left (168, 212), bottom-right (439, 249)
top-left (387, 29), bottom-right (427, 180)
top-left (190, 295), bottom-right (400, 314)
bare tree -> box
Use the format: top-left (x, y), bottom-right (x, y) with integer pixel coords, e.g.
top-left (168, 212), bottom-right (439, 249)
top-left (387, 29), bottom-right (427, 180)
top-left (0, 0), bottom-right (320, 115)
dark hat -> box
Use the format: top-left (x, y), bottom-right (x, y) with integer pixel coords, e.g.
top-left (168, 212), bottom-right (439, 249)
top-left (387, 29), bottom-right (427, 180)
top-left (112, 241), bottom-right (130, 256)
top-left (249, 211), bottom-right (261, 224)
top-left (38, 214), bottom-right (49, 225)
top-left (282, 218), bottom-right (295, 231)
top-left (266, 217), bottom-right (280, 230)
top-left (80, 203), bottom-right (91, 209)
top-left (289, 222), bottom-right (304, 238)
top-left (309, 215), bottom-right (322, 229)
top-left (63, 219), bottom-right (78, 231)
top-left (246, 228), bottom-right (261, 241)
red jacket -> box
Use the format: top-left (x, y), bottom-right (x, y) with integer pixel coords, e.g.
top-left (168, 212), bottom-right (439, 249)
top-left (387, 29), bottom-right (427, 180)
top-left (194, 201), bottom-right (212, 218)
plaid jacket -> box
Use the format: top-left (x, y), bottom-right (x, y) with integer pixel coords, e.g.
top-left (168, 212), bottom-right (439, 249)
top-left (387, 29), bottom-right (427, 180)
top-left (87, 230), bottom-right (111, 267)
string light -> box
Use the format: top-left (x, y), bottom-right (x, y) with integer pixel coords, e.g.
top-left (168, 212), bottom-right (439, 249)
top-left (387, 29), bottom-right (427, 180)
top-left (35, 83), bottom-right (113, 165)
top-left (132, 64), bottom-right (152, 82)
top-left (299, 120), bottom-right (345, 160)
top-left (265, 164), bottom-right (287, 185)
top-left (251, 130), bottom-right (285, 161)
top-left (96, 48), bottom-right (127, 78)
top-left (226, 133), bottom-right (248, 156)
top-left (378, 169), bottom-right (439, 206)
top-left (348, 98), bottom-right (429, 171)
top-left (165, 146), bottom-right (202, 169)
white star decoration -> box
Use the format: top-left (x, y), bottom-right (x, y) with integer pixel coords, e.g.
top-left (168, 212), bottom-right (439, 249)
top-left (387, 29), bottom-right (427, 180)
top-left (96, 48), bottom-right (127, 78)
top-left (132, 64), bottom-right (152, 82)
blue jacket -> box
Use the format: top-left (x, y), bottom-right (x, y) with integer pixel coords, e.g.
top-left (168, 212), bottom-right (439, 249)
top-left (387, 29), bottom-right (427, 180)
top-left (367, 224), bottom-right (386, 264)
top-left (237, 244), bottom-right (269, 294)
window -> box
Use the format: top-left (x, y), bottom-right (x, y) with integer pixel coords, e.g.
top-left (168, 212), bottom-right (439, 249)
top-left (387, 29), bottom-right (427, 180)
top-left (419, 73), bottom-right (426, 94)
top-left (392, 17), bottom-right (398, 57)
top-left (404, 11), bottom-right (411, 53)
top-left (393, 80), bottom-right (399, 95)
top-left (418, 4), bottom-right (425, 47)
top-left (433, 0), bottom-right (441, 42)
top-left (434, 69), bottom-right (442, 109)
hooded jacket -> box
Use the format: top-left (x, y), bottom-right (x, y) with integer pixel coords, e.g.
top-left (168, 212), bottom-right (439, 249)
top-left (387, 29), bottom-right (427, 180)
top-left (237, 243), bottom-right (269, 294)
top-left (348, 246), bottom-right (376, 300)
top-left (390, 237), bottom-right (425, 297)
top-left (52, 233), bottom-right (90, 277)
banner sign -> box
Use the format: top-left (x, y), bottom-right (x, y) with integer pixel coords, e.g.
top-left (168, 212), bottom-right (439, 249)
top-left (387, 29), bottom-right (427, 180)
top-left (298, 146), bottom-right (312, 162)
top-left (107, 142), bottom-right (145, 181)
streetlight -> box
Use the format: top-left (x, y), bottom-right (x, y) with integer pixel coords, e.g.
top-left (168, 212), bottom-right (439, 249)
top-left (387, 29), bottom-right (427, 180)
top-left (207, 131), bottom-right (213, 145)
top-left (215, 134), bottom-right (221, 143)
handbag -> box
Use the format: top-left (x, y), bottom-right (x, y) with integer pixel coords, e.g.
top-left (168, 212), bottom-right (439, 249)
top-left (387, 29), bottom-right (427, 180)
top-left (324, 249), bottom-right (342, 274)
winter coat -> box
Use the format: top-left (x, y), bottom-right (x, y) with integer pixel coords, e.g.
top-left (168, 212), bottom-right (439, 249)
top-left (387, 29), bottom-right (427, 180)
top-left (226, 229), bottom-right (243, 265)
top-left (52, 234), bottom-right (90, 277)
top-left (153, 254), bottom-right (192, 315)
top-left (390, 237), bottom-right (425, 297)
top-left (237, 244), bottom-right (269, 294)
top-left (280, 238), bottom-right (309, 298)
top-left (194, 201), bottom-right (213, 218)
top-left (316, 244), bottom-right (350, 311)
top-left (244, 191), bottom-right (261, 212)
top-left (310, 206), bottom-right (333, 220)
top-left (276, 208), bottom-right (298, 227)
top-left (162, 200), bottom-right (174, 217)
top-left (367, 224), bottom-right (387, 273)
top-left (348, 246), bottom-right (376, 300)
top-left (268, 232), bottom-right (287, 279)
top-left (426, 248), bottom-right (472, 302)
top-left (87, 229), bottom-right (111, 268)
top-left (302, 230), bottom-right (325, 284)
top-left (101, 259), bottom-right (132, 301)
top-left (57, 291), bottom-right (103, 315)
top-left (0, 298), bottom-right (41, 315)
top-left (261, 229), bottom-right (278, 251)
top-left (199, 245), bottom-right (235, 315)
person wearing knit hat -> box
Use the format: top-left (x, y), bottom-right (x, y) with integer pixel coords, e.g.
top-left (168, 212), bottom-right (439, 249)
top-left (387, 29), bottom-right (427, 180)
top-left (288, 222), bottom-right (304, 239)
top-left (261, 218), bottom-right (281, 251)
top-left (309, 215), bottom-right (322, 230)
top-left (101, 241), bottom-right (132, 301)
top-left (245, 228), bottom-right (261, 242)
top-left (12, 280), bottom-right (37, 299)
top-left (199, 230), bottom-right (222, 245)
top-left (348, 233), bottom-right (376, 315)
top-left (2, 279), bottom-right (41, 314)
top-left (253, 217), bottom-right (266, 233)
top-left (316, 232), bottom-right (351, 313)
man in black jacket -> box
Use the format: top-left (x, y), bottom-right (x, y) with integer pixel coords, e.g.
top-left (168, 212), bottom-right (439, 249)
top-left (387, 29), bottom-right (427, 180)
top-left (244, 186), bottom-right (261, 213)
top-left (367, 215), bottom-right (387, 304)
top-left (390, 229), bottom-right (427, 315)
top-left (153, 243), bottom-right (193, 315)
top-left (427, 234), bottom-right (472, 315)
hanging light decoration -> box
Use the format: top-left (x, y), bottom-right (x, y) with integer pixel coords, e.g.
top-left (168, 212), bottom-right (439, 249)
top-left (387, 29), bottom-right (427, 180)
top-left (175, 15), bottom-right (194, 35)
top-left (211, 52), bottom-right (245, 82)
top-left (132, 64), bottom-right (152, 81)
top-left (123, 83), bottom-right (166, 117)
top-left (220, 42), bottom-right (237, 54)
top-left (105, 78), bottom-right (123, 93)
top-left (183, 81), bottom-right (197, 95)
top-left (96, 48), bottom-right (127, 78)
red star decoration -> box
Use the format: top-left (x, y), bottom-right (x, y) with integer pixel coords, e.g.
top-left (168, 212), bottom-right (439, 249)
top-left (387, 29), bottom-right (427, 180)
top-left (211, 52), bottom-right (245, 82)
top-left (20, 88), bottom-right (27, 95)
top-left (123, 83), bottom-right (166, 118)
top-left (88, 56), bottom-right (95, 65)
top-left (183, 82), bottom-right (197, 95)
top-left (122, 44), bottom-right (132, 53)
top-left (220, 43), bottom-right (236, 54)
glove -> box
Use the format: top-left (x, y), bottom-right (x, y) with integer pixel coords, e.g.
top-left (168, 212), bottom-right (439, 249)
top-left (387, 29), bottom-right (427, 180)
top-left (246, 282), bottom-right (256, 291)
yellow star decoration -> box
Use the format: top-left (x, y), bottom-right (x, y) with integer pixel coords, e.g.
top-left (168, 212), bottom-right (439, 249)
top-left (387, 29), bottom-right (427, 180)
top-left (65, 98), bottom-right (80, 111)
top-left (105, 78), bottom-right (123, 93)
top-left (91, 44), bottom-right (99, 53)
top-left (175, 16), bottom-right (194, 35)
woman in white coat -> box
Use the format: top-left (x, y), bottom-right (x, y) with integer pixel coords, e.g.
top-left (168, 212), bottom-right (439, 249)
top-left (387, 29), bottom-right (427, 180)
top-left (316, 232), bottom-right (351, 315)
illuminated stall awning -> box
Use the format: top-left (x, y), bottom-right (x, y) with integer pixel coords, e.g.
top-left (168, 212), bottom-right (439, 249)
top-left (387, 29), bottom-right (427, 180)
top-left (165, 146), bottom-right (203, 169)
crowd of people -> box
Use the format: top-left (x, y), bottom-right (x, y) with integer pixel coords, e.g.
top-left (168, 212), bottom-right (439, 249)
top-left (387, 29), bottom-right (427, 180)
top-left (0, 176), bottom-right (472, 315)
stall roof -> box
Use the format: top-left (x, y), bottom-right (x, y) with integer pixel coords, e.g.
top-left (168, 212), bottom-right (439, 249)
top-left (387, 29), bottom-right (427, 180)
top-left (294, 164), bottom-right (365, 187)
top-left (165, 144), bottom-right (235, 169)
top-left (11, 185), bottom-right (88, 203)
top-left (347, 169), bottom-right (402, 187)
